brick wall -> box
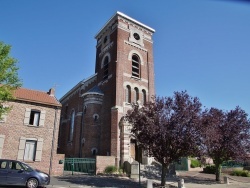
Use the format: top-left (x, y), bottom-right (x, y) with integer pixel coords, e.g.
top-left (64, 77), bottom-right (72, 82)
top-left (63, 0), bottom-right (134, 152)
top-left (58, 12), bottom-right (155, 167)
top-left (96, 155), bottom-right (116, 174)
top-left (0, 100), bottom-right (64, 176)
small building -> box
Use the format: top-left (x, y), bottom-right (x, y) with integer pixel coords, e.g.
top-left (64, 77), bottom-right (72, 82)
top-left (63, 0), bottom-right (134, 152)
top-left (58, 11), bottom-right (155, 167)
top-left (0, 87), bottom-right (64, 176)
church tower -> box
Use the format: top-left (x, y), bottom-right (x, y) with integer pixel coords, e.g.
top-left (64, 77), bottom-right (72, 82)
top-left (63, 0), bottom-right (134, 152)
top-left (94, 12), bottom-right (155, 164)
top-left (58, 12), bottom-right (155, 166)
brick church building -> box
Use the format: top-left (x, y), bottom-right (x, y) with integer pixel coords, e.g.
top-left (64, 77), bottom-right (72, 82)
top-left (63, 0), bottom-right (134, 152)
top-left (57, 11), bottom-right (155, 166)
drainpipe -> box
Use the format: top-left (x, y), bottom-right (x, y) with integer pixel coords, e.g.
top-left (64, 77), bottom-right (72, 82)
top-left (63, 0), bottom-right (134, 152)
top-left (49, 106), bottom-right (59, 175)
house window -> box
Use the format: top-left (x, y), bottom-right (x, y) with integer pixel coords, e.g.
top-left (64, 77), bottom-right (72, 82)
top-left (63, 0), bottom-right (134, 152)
top-left (29, 110), bottom-right (40, 126)
top-left (134, 87), bottom-right (139, 102)
top-left (24, 140), bottom-right (37, 161)
top-left (103, 56), bottom-right (109, 80)
top-left (24, 108), bottom-right (46, 127)
top-left (125, 85), bottom-right (131, 103)
top-left (17, 137), bottom-right (43, 162)
top-left (69, 110), bottom-right (75, 142)
top-left (132, 54), bottom-right (140, 78)
top-left (142, 89), bottom-right (147, 105)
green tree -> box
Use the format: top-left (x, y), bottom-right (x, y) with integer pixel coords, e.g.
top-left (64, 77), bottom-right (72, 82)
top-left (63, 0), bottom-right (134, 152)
top-left (0, 41), bottom-right (22, 120)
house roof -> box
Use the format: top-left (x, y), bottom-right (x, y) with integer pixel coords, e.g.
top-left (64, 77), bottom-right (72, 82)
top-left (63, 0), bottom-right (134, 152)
top-left (13, 87), bottom-right (61, 107)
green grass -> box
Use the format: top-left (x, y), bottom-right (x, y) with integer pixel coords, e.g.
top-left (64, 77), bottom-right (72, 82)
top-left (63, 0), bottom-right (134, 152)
top-left (104, 165), bottom-right (118, 174)
top-left (230, 170), bottom-right (250, 177)
top-left (190, 158), bottom-right (201, 168)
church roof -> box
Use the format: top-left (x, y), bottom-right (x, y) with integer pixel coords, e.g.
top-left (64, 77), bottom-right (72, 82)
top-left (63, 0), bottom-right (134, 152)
top-left (87, 86), bottom-right (104, 94)
top-left (81, 86), bottom-right (104, 97)
top-left (13, 87), bottom-right (61, 107)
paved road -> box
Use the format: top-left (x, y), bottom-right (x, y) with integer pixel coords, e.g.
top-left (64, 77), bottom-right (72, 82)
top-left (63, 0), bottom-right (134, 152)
top-left (46, 171), bottom-right (250, 188)
top-left (48, 175), bottom-right (143, 188)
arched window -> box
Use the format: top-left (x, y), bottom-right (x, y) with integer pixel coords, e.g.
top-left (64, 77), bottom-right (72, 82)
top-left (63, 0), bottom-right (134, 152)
top-left (142, 89), bottom-right (146, 105)
top-left (134, 87), bottom-right (139, 102)
top-left (103, 56), bottom-right (109, 80)
top-left (132, 54), bottom-right (140, 78)
top-left (69, 110), bottom-right (75, 142)
top-left (93, 114), bottom-right (99, 123)
top-left (125, 85), bottom-right (131, 103)
top-left (91, 148), bottom-right (98, 156)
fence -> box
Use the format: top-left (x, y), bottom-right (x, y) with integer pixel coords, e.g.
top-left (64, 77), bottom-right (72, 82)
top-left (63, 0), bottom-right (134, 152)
top-left (64, 158), bottom-right (96, 174)
top-left (175, 157), bottom-right (189, 171)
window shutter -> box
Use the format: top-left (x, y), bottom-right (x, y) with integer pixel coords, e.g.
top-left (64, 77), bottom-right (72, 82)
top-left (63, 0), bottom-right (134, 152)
top-left (0, 135), bottom-right (5, 158)
top-left (35, 138), bottom-right (43, 161)
top-left (39, 111), bottom-right (46, 126)
top-left (17, 137), bottom-right (26, 160)
top-left (24, 108), bottom-right (31, 125)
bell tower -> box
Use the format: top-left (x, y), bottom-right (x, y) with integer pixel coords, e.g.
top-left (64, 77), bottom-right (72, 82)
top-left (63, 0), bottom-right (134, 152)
top-left (94, 12), bottom-right (155, 165)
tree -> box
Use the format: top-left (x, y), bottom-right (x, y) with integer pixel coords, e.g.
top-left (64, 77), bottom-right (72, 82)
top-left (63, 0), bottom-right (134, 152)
top-left (126, 91), bottom-right (203, 186)
top-left (0, 41), bottom-right (22, 120)
top-left (201, 107), bottom-right (250, 181)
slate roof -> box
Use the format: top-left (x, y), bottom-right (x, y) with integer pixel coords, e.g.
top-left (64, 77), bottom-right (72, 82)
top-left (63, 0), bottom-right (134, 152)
top-left (13, 87), bottom-right (61, 107)
top-left (87, 86), bottom-right (104, 94)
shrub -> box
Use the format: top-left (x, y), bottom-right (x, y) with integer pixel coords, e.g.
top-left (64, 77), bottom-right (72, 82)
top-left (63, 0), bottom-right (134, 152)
top-left (230, 170), bottom-right (250, 177)
top-left (203, 165), bottom-right (216, 174)
top-left (190, 158), bottom-right (201, 168)
top-left (104, 165), bottom-right (118, 174)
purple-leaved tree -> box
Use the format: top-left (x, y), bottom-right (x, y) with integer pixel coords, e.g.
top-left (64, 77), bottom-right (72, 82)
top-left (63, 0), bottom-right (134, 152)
top-left (126, 91), bottom-right (203, 186)
top-left (201, 107), bottom-right (250, 181)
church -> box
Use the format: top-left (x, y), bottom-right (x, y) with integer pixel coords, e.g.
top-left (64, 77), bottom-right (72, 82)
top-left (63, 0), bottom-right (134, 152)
top-left (57, 11), bottom-right (155, 166)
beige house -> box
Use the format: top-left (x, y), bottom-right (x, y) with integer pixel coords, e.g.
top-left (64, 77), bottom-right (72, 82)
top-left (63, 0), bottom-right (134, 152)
top-left (0, 87), bottom-right (64, 176)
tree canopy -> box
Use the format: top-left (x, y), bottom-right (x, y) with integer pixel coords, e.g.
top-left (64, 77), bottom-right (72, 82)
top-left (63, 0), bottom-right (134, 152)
top-left (126, 91), bottom-right (203, 186)
top-left (0, 41), bottom-right (22, 119)
top-left (201, 106), bottom-right (250, 181)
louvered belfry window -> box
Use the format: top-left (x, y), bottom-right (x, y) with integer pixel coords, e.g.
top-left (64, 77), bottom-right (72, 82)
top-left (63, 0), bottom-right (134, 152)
top-left (103, 56), bottom-right (109, 80)
top-left (132, 54), bottom-right (140, 78)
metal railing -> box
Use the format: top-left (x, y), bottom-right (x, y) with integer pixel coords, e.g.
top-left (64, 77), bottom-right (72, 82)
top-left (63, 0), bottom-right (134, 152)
top-left (64, 158), bottom-right (96, 174)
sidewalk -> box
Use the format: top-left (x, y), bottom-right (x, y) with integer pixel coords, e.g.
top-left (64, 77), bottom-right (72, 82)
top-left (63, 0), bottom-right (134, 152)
top-left (177, 171), bottom-right (250, 188)
top-left (46, 171), bottom-right (250, 188)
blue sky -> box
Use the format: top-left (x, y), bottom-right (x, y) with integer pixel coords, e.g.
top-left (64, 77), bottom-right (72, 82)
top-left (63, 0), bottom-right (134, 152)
top-left (1, 0), bottom-right (250, 115)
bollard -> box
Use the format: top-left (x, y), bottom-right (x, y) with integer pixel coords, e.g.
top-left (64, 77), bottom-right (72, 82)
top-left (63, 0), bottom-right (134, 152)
top-left (224, 176), bottom-right (229, 184)
top-left (147, 179), bottom-right (153, 188)
top-left (178, 178), bottom-right (185, 188)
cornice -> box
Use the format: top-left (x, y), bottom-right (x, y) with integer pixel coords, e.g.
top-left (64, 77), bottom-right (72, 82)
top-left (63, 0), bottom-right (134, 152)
top-left (124, 40), bottom-right (148, 52)
top-left (95, 11), bottom-right (155, 40)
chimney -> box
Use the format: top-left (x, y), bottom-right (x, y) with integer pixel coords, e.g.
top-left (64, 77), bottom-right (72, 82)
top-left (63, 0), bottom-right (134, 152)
top-left (48, 88), bottom-right (55, 96)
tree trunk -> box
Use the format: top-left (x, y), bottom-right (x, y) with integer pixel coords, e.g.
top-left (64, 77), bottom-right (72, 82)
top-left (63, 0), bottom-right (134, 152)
top-left (161, 163), bottom-right (167, 186)
top-left (215, 163), bottom-right (222, 182)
